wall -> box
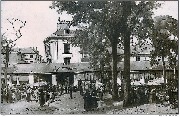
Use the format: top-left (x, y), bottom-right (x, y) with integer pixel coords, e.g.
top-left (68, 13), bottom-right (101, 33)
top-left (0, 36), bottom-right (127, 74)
top-left (49, 39), bottom-right (82, 63)
top-left (24, 53), bottom-right (37, 63)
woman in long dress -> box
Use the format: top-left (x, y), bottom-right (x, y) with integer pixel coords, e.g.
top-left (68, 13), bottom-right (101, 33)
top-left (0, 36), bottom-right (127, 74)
top-left (39, 88), bottom-right (45, 107)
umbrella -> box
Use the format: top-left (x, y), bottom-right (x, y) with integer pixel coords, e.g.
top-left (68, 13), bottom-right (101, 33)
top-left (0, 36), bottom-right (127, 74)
top-left (147, 80), bottom-right (159, 85)
top-left (95, 81), bottom-right (103, 88)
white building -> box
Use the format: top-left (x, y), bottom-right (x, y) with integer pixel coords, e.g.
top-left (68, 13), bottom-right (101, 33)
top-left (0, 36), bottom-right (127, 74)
top-left (44, 19), bottom-right (88, 64)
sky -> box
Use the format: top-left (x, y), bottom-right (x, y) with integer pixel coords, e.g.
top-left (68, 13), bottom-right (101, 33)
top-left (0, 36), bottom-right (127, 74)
top-left (1, 1), bottom-right (178, 58)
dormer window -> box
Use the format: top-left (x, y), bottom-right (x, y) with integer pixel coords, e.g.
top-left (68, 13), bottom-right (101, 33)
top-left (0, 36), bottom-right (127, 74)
top-left (65, 29), bottom-right (70, 34)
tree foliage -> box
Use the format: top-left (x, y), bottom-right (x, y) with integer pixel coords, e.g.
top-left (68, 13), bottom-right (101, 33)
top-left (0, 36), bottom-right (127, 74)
top-left (150, 15), bottom-right (178, 68)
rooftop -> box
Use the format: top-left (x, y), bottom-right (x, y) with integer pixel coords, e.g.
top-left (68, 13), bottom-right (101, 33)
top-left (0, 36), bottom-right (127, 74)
top-left (2, 61), bottom-right (176, 74)
top-left (12, 47), bottom-right (39, 54)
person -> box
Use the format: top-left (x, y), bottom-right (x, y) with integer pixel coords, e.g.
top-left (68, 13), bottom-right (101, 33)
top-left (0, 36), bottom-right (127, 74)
top-left (149, 87), bottom-right (156, 103)
top-left (26, 87), bottom-right (31, 102)
top-left (8, 87), bottom-right (13, 103)
top-left (65, 85), bottom-right (68, 94)
top-left (39, 88), bottom-right (45, 107)
top-left (99, 86), bottom-right (104, 100)
top-left (12, 90), bottom-right (16, 103)
top-left (69, 85), bottom-right (73, 99)
top-left (91, 89), bottom-right (98, 109)
top-left (60, 84), bottom-right (64, 95)
top-left (34, 88), bottom-right (39, 102)
top-left (1, 88), bottom-right (4, 103)
top-left (16, 88), bottom-right (21, 101)
top-left (83, 90), bottom-right (92, 111)
top-left (79, 80), bottom-right (83, 95)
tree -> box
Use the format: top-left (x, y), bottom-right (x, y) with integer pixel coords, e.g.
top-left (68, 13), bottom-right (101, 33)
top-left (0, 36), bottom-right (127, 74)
top-left (150, 15), bottom-right (178, 84)
top-left (1, 18), bottom-right (26, 101)
top-left (50, 1), bottom-right (160, 106)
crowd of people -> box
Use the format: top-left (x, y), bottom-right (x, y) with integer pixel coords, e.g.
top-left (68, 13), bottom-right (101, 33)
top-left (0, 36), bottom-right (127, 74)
top-left (1, 81), bottom-right (178, 110)
top-left (1, 83), bottom-right (74, 107)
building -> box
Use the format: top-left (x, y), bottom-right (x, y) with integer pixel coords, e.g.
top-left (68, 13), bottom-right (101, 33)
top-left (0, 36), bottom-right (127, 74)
top-left (1, 47), bottom-right (43, 65)
top-left (14, 47), bottom-right (43, 63)
top-left (44, 19), bottom-right (88, 64)
top-left (108, 41), bottom-right (168, 62)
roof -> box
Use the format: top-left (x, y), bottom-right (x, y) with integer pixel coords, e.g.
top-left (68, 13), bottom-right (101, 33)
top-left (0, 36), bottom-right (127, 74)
top-left (44, 28), bottom-right (76, 43)
top-left (3, 61), bottom-right (176, 74)
top-left (4, 63), bottom-right (92, 74)
top-left (12, 47), bottom-right (38, 54)
top-left (110, 61), bottom-right (175, 71)
top-left (116, 61), bottom-right (151, 71)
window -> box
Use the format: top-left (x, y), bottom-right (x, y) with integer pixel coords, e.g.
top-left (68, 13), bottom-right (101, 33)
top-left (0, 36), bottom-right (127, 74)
top-left (83, 54), bottom-right (88, 58)
top-left (64, 57), bottom-right (71, 65)
top-left (64, 43), bottom-right (70, 54)
top-left (65, 29), bottom-right (70, 34)
top-left (30, 55), bottom-right (33, 58)
top-left (136, 56), bottom-right (140, 61)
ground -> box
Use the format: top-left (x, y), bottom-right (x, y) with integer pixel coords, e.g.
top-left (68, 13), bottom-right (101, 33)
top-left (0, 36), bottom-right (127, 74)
top-left (1, 91), bottom-right (178, 115)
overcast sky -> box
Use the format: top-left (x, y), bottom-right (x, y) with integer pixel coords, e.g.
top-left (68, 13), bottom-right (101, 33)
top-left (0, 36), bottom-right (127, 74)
top-left (1, 1), bottom-right (178, 58)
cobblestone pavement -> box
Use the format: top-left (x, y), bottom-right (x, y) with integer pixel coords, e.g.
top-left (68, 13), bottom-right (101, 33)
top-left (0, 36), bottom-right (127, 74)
top-left (1, 91), bottom-right (178, 115)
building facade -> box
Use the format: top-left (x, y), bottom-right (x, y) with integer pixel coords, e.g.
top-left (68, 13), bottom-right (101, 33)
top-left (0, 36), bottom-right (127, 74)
top-left (44, 19), bottom-right (88, 64)
top-left (1, 47), bottom-right (42, 65)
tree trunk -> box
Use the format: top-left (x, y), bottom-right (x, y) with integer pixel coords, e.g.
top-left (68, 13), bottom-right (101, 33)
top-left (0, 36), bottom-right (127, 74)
top-left (5, 45), bottom-right (9, 102)
top-left (123, 30), bottom-right (131, 107)
top-left (162, 56), bottom-right (166, 85)
top-left (121, 1), bottom-right (132, 107)
top-left (112, 37), bottom-right (119, 101)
